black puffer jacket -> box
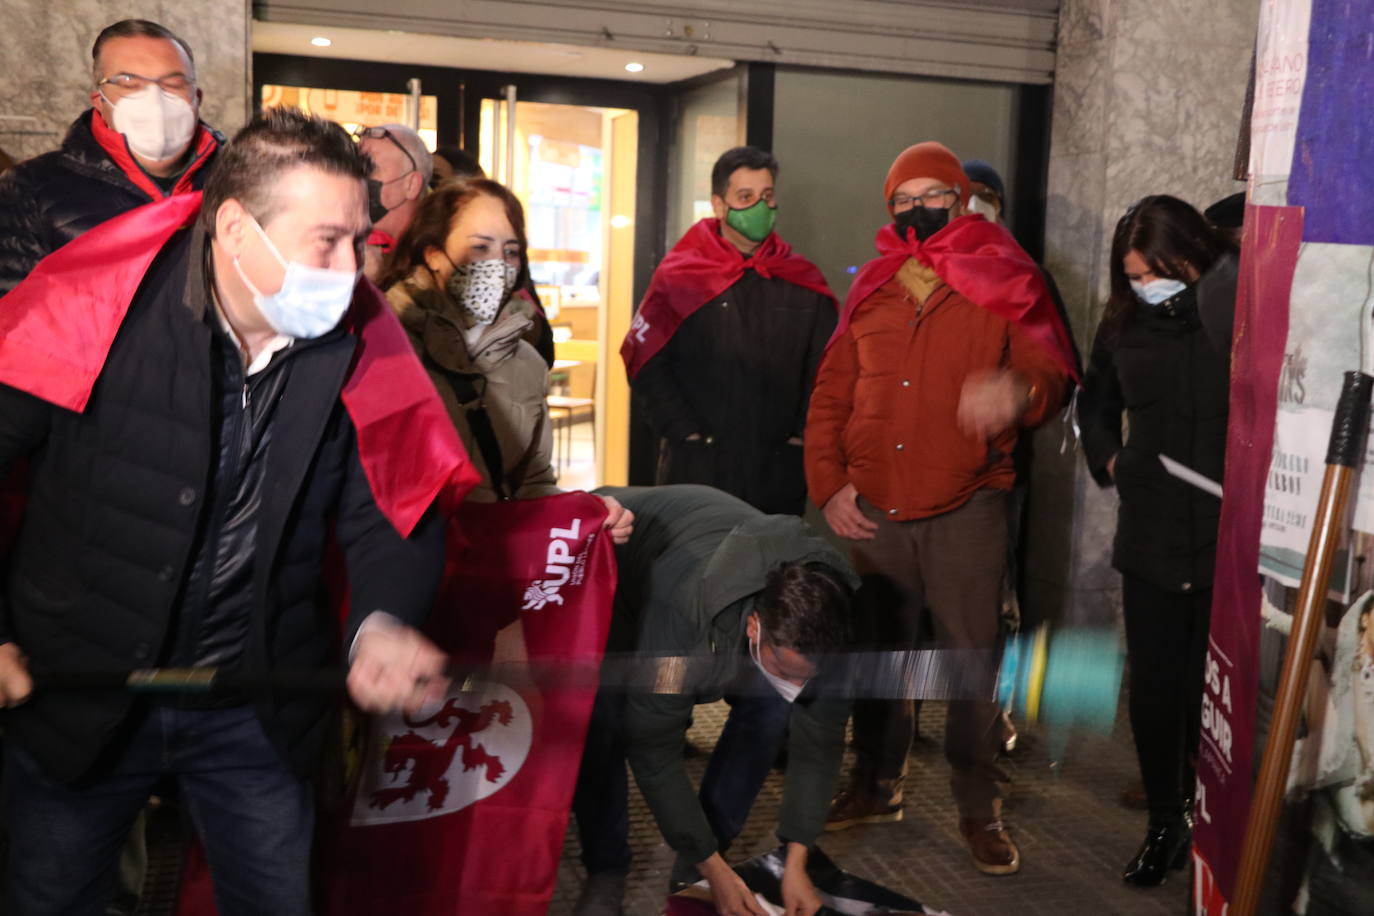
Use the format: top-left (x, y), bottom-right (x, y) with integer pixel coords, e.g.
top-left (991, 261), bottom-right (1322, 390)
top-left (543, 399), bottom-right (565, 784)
top-left (0, 110), bottom-right (221, 295)
top-left (1078, 256), bottom-right (1236, 593)
top-left (0, 226), bottom-right (446, 783)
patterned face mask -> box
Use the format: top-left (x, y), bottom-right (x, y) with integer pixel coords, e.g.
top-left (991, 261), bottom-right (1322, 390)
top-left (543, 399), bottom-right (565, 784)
top-left (444, 256), bottom-right (518, 325)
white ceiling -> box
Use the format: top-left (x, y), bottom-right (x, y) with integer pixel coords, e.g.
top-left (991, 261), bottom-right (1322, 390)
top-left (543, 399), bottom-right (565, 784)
top-left (252, 21), bottom-right (736, 84)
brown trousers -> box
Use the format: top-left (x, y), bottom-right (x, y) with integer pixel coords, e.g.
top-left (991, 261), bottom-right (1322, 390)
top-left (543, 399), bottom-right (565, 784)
top-left (849, 488), bottom-right (1009, 819)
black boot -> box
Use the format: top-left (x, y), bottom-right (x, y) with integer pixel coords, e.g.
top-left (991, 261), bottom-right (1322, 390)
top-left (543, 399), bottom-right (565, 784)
top-left (1122, 814), bottom-right (1191, 887)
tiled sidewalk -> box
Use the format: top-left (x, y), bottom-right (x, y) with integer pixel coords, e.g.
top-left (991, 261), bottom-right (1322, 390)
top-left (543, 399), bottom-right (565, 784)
top-left (123, 698), bottom-right (1189, 915)
top-left (550, 701), bottom-right (1191, 916)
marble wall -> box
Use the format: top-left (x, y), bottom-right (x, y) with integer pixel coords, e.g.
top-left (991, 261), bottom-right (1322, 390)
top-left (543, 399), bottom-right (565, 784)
top-left (1027, 0), bottom-right (1259, 628)
top-left (0, 0), bottom-right (250, 164)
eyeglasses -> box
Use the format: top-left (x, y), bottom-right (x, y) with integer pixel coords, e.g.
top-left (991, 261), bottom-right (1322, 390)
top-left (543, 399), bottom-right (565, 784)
top-left (97, 72), bottom-right (195, 96)
top-left (353, 126), bottom-right (418, 174)
top-left (888, 188), bottom-right (958, 210)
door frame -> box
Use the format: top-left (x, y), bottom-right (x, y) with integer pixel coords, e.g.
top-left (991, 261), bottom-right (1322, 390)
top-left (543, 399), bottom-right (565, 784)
top-left (255, 53), bottom-right (672, 310)
top-left (253, 54), bottom-right (777, 485)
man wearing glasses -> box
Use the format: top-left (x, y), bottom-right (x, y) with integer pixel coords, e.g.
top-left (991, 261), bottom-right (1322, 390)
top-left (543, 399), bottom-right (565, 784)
top-left (0, 19), bottom-right (221, 296)
top-left (804, 142), bottom-right (1078, 876)
top-left (355, 124), bottom-right (432, 282)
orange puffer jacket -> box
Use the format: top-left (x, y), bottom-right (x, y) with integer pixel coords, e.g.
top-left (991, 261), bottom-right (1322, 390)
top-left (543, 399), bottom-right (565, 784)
top-left (805, 265), bottom-right (1068, 521)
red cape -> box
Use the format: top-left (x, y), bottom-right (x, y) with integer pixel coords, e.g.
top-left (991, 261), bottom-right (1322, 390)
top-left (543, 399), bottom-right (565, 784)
top-left (838, 214), bottom-right (1080, 382)
top-left (90, 108), bottom-right (218, 201)
top-left (0, 192), bottom-right (478, 537)
top-left (620, 218), bottom-right (837, 379)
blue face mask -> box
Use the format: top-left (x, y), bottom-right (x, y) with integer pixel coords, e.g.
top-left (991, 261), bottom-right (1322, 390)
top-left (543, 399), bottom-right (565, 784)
top-left (1130, 277), bottom-right (1188, 306)
top-left (233, 214), bottom-right (358, 339)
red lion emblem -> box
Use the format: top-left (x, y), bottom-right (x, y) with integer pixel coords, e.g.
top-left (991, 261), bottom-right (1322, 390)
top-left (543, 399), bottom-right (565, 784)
top-left (370, 698), bottom-right (515, 811)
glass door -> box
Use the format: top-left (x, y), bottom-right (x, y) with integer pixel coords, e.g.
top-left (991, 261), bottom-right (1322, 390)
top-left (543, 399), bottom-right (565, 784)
top-left (478, 93), bottom-right (639, 490)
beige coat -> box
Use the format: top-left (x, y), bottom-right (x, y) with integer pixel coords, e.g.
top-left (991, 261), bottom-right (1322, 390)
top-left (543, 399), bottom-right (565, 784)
top-left (386, 273), bottom-right (560, 502)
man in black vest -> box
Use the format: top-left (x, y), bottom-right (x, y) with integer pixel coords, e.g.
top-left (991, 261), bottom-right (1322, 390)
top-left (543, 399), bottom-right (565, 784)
top-left (0, 109), bottom-right (463, 915)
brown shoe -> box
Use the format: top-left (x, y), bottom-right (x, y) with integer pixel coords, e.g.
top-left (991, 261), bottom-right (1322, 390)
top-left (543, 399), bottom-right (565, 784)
top-left (959, 817), bottom-right (1021, 875)
top-left (824, 787), bottom-right (904, 831)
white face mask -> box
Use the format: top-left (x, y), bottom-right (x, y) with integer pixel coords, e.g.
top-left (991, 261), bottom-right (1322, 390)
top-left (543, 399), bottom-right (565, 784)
top-left (445, 257), bottom-right (518, 326)
top-left (233, 214), bottom-right (358, 339)
top-left (1130, 277), bottom-right (1189, 306)
top-left (102, 84), bottom-right (197, 162)
top-left (749, 623), bottom-right (809, 703)
top-left (966, 194), bottom-right (1000, 222)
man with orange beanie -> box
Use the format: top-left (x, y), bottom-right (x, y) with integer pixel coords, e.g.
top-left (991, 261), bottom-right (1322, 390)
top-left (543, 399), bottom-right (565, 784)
top-left (804, 142), bottom-right (1078, 875)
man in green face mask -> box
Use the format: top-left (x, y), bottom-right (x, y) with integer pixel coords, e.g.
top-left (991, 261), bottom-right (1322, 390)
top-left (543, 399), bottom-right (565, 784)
top-left (622, 146), bottom-right (838, 517)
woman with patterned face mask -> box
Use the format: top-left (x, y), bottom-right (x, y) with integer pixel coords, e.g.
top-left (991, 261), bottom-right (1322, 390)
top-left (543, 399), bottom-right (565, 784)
top-left (1077, 194), bottom-right (1239, 888)
top-left (378, 181), bottom-right (633, 540)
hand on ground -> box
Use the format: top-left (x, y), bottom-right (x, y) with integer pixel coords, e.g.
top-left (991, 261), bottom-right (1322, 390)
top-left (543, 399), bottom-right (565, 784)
top-left (700, 854), bottom-right (767, 916)
top-left (781, 846), bottom-right (822, 916)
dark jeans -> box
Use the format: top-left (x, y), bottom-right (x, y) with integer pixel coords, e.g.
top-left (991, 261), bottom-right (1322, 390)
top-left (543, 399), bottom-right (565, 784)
top-left (4, 704), bottom-right (313, 916)
top-left (1121, 573), bottom-right (1211, 816)
top-left (848, 490), bottom-right (1009, 818)
top-left (572, 670), bottom-right (791, 874)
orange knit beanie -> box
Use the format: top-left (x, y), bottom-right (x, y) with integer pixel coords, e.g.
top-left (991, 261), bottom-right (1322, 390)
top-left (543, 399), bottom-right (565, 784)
top-left (883, 142), bottom-right (970, 211)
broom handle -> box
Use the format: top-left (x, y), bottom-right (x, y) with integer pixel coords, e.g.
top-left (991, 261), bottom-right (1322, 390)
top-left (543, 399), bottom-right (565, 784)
top-left (32, 668), bottom-right (350, 693)
top-left (1231, 371), bottom-right (1372, 915)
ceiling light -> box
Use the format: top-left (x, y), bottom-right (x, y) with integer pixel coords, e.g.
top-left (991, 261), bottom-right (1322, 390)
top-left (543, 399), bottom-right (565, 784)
top-left (624, 62), bottom-right (645, 73)
top-left (311, 37), bottom-right (333, 47)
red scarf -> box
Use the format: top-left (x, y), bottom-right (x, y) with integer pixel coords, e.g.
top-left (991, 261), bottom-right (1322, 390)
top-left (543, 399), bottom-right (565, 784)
top-left (838, 214), bottom-right (1080, 382)
top-left (620, 218), bottom-right (837, 379)
top-left (89, 108), bottom-right (218, 202)
top-left (0, 192), bottom-right (477, 537)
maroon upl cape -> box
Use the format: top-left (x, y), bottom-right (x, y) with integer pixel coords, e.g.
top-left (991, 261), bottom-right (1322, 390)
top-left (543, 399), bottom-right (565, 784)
top-left (620, 217), bottom-right (837, 379)
top-left (834, 213), bottom-right (1080, 382)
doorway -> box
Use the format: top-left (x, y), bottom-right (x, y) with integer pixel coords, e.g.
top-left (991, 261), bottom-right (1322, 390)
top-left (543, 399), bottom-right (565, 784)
top-left (476, 99), bottom-right (638, 490)
top-left (255, 52), bottom-right (679, 488)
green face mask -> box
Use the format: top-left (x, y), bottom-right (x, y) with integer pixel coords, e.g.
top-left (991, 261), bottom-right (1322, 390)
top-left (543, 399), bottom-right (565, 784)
top-left (724, 199), bottom-right (777, 242)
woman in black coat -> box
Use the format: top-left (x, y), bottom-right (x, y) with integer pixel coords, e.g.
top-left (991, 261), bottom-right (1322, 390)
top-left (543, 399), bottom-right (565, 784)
top-left (1078, 195), bottom-right (1238, 887)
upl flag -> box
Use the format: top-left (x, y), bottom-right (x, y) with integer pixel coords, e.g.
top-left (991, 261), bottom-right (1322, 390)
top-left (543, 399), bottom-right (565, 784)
top-left (177, 491), bottom-right (616, 915)
top-left (320, 492), bottom-right (616, 915)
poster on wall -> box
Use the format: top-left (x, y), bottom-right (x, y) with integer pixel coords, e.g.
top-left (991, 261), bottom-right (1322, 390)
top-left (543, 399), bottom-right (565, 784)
top-left (1194, 0), bottom-right (1374, 912)
top-left (1255, 239), bottom-right (1374, 599)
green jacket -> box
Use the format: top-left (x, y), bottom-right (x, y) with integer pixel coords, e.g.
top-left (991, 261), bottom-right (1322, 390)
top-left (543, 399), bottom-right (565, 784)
top-left (594, 485), bottom-right (858, 863)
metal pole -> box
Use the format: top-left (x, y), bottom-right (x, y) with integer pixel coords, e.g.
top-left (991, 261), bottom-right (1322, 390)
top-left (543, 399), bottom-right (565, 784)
top-left (492, 96), bottom-right (504, 183)
top-left (407, 77), bottom-right (422, 132)
top-left (1231, 370), bottom-right (1373, 915)
top-left (504, 83), bottom-right (518, 187)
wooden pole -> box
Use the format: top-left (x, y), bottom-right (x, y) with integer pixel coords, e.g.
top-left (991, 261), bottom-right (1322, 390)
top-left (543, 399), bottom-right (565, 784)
top-left (1231, 371), bottom-right (1373, 915)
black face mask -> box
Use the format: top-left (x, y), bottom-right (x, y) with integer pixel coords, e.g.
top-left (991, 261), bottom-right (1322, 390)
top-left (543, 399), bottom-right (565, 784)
top-left (366, 179), bottom-right (391, 225)
top-left (895, 205), bottom-right (951, 242)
